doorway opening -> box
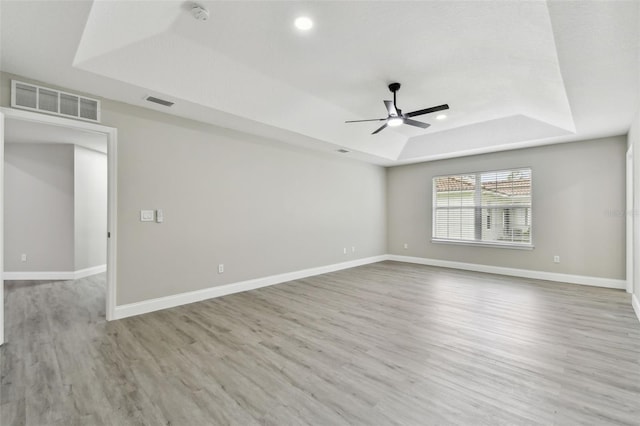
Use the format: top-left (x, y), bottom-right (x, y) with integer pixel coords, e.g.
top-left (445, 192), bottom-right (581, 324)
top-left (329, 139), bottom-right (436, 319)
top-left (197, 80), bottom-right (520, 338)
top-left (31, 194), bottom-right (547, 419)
top-left (0, 107), bottom-right (118, 345)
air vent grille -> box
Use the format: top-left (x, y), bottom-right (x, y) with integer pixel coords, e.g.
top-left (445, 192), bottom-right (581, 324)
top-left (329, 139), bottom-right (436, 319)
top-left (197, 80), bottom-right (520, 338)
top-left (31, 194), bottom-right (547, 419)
top-left (145, 96), bottom-right (174, 107)
top-left (11, 80), bottom-right (101, 122)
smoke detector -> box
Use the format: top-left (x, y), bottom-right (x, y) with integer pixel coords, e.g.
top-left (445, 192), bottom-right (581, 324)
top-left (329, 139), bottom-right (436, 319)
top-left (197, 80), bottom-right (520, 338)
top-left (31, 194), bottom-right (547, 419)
top-left (191, 4), bottom-right (209, 21)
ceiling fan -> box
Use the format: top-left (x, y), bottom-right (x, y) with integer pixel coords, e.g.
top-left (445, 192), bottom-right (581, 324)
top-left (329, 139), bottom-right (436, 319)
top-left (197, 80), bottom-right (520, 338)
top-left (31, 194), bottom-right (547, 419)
top-left (345, 82), bottom-right (449, 135)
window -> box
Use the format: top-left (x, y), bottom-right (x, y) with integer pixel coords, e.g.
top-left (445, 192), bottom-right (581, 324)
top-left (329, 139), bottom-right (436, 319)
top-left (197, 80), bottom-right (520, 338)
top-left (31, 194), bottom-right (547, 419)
top-left (433, 168), bottom-right (532, 247)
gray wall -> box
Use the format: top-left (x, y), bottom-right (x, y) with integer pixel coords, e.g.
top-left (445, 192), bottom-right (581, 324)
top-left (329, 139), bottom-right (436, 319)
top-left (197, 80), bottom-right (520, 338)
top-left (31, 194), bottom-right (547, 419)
top-left (107, 103), bottom-right (387, 304)
top-left (387, 136), bottom-right (627, 280)
top-left (0, 72), bottom-right (388, 305)
top-left (2, 71), bottom-right (629, 309)
top-left (74, 145), bottom-right (107, 270)
top-left (4, 143), bottom-right (75, 271)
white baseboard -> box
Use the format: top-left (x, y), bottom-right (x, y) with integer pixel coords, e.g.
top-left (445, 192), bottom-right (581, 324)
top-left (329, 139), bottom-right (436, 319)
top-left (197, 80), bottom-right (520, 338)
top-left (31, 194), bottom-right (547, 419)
top-left (387, 255), bottom-right (627, 290)
top-left (4, 271), bottom-right (75, 280)
top-left (74, 264), bottom-right (107, 279)
top-left (632, 294), bottom-right (640, 324)
top-left (113, 255), bottom-right (388, 320)
top-left (4, 264), bottom-right (106, 281)
top-left (112, 253), bottom-right (629, 321)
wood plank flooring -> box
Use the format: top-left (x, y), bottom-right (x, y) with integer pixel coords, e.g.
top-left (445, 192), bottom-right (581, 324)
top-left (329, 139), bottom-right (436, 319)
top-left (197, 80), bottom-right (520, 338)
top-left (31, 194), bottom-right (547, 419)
top-left (2, 261), bottom-right (640, 425)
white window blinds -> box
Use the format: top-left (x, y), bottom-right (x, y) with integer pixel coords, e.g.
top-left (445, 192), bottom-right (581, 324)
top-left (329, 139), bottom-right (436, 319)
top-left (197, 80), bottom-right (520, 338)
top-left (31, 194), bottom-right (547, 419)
top-left (433, 168), bottom-right (532, 247)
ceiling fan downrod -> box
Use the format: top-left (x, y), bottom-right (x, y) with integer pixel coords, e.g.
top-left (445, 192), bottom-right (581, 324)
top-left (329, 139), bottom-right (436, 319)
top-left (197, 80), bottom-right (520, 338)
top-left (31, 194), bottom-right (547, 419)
top-left (389, 82), bottom-right (401, 109)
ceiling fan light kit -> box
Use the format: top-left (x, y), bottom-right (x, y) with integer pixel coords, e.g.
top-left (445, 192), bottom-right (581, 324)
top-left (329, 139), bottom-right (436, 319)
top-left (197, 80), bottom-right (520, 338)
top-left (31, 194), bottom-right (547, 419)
top-left (345, 82), bottom-right (449, 135)
top-left (388, 117), bottom-right (403, 127)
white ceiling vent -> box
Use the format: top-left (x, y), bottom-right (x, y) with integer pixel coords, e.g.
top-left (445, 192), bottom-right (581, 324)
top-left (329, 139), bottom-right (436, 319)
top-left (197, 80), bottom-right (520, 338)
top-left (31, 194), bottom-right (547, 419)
top-left (145, 96), bottom-right (174, 107)
top-left (11, 80), bottom-right (101, 123)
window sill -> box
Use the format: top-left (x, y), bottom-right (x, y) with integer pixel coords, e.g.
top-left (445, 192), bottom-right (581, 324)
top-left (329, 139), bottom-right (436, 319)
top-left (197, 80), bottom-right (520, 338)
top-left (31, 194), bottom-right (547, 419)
top-left (431, 239), bottom-right (534, 250)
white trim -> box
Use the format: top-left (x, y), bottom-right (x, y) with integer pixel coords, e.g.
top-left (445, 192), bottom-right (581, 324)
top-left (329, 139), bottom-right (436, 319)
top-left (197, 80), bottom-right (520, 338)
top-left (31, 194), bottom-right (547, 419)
top-left (0, 106), bottom-right (111, 133)
top-left (113, 255), bottom-right (388, 320)
top-left (105, 127), bottom-right (117, 321)
top-left (113, 253), bottom-right (629, 321)
top-left (74, 264), bottom-right (107, 279)
top-left (432, 239), bottom-right (534, 250)
top-left (632, 294), bottom-right (640, 324)
top-left (388, 255), bottom-right (627, 290)
top-left (0, 111), bottom-right (4, 345)
top-left (3, 265), bottom-right (106, 281)
top-left (4, 271), bottom-right (75, 280)
top-left (626, 144), bottom-right (633, 293)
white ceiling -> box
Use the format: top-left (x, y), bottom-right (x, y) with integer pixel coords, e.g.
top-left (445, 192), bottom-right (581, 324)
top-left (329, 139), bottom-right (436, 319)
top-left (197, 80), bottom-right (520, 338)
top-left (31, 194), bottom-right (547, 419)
top-left (1, 0), bottom-right (638, 165)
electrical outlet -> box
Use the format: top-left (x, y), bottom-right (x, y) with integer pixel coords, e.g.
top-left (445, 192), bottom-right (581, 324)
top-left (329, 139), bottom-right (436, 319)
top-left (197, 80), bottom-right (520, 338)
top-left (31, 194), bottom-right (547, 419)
top-left (352, 246), bottom-right (355, 253)
top-left (553, 255), bottom-right (560, 263)
top-left (218, 264), bottom-right (224, 274)
top-left (403, 243), bottom-right (408, 249)
top-left (343, 247), bottom-right (347, 254)
top-left (21, 253), bottom-right (27, 262)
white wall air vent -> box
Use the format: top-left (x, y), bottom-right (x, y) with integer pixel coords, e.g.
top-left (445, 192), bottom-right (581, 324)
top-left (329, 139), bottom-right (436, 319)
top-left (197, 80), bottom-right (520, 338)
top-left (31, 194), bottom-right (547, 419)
top-left (11, 80), bottom-right (101, 123)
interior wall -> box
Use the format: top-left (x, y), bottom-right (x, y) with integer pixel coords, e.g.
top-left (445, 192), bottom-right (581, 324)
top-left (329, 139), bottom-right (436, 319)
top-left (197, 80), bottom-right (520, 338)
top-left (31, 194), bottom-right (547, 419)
top-left (0, 72), bottom-right (387, 305)
top-left (387, 136), bottom-right (627, 280)
top-left (108, 103), bottom-right (387, 305)
top-left (4, 143), bottom-right (75, 272)
top-left (74, 145), bottom-right (107, 270)
top-left (3, 71), bottom-right (630, 312)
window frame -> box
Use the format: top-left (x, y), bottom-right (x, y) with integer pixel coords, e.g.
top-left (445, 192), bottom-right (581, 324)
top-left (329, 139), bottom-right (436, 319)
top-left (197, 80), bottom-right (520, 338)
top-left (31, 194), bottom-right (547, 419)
top-left (431, 167), bottom-right (534, 249)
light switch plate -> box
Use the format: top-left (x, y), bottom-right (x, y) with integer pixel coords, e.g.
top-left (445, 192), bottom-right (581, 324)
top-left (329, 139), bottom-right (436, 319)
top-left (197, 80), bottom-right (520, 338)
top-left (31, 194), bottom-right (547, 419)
top-left (140, 210), bottom-right (155, 222)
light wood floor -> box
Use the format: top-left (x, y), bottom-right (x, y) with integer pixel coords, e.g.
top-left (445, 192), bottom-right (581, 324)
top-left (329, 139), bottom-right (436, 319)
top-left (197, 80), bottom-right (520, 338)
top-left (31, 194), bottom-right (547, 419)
top-left (2, 261), bottom-right (640, 425)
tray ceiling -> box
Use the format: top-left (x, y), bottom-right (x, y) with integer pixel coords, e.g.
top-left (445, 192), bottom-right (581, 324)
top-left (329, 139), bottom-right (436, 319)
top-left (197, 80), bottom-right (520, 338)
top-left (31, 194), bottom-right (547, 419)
top-left (1, 0), bottom-right (638, 165)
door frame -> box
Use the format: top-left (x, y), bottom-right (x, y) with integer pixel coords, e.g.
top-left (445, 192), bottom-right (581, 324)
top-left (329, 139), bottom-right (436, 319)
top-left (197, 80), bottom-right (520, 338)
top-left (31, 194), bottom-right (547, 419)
top-left (627, 144), bottom-right (633, 294)
top-left (0, 107), bottom-right (118, 345)
top-left (0, 111), bottom-right (4, 345)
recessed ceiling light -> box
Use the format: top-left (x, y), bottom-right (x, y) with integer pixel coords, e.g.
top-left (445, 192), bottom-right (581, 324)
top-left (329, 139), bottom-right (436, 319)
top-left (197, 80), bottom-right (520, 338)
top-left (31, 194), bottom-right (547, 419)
top-left (388, 117), bottom-right (404, 127)
top-left (436, 114), bottom-right (447, 120)
top-left (294, 16), bottom-right (313, 31)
